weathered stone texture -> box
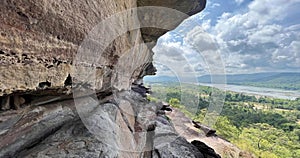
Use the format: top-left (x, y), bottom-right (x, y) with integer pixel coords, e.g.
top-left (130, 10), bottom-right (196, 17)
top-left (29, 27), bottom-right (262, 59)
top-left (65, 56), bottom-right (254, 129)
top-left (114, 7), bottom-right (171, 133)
top-left (0, 0), bottom-right (206, 96)
top-left (0, 0), bottom-right (141, 96)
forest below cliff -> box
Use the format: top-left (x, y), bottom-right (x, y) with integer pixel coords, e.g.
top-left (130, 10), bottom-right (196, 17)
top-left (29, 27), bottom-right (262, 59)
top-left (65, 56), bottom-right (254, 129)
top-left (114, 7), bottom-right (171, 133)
top-left (146, 83), bottom-right (300, 158)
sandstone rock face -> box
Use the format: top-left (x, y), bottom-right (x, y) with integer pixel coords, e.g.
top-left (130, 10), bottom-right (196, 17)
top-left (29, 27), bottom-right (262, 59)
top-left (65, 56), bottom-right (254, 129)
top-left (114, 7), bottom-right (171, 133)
top-left (0, 0), bottom-right (210, 157)
top-left (137, 0), bottom-right (206, 43)
top-left (0, 0), bottom-right (140, 96)
top-left (0, 0), bottom-right (206, 96)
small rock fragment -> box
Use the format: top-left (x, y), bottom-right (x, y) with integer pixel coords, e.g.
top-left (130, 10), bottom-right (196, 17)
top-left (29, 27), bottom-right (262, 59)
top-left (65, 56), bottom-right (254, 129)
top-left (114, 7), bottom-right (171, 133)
top-left (191, 140), bottom-right (221, 158)
top-left (13, 95), bottom-right (25, 110)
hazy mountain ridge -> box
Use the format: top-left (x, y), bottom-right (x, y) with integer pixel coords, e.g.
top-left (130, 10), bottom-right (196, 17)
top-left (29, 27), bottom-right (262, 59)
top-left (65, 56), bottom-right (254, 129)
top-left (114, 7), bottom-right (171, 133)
top-left (145, 72), bottom-right (300, 90)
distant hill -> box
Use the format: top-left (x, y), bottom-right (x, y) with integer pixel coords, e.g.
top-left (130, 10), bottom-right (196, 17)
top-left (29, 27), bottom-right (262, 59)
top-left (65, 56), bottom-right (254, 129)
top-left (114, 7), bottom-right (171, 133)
top-left (144, 76), bottom-right (179, 83)
top-left (200, 72), bottom-right (300, 90)
top-left (197, 72), bottom-right (279, 83)
top-left (144, 72), bottom-right (300, 90)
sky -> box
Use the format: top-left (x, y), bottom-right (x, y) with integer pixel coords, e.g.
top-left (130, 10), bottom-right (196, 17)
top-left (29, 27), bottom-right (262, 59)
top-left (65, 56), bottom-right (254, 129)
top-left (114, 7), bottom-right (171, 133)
top-left (152, 0), bottom-right (300, 77)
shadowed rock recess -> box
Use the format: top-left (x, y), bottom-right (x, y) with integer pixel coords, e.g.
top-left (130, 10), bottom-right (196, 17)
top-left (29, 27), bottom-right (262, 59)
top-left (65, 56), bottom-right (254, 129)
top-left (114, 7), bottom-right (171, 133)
top-left (0, 0), bottom-right (225, 157)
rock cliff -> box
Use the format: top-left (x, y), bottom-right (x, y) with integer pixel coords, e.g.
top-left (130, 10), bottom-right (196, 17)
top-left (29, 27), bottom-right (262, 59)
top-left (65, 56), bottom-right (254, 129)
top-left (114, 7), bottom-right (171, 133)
top-left (0, 0), bottom-right (205, 97)
top-left (0, 0), bottom-right (243, 158)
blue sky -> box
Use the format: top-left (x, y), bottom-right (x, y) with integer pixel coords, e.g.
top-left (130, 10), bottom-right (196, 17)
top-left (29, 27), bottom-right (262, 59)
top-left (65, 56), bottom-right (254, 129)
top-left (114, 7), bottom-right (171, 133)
top-left (152, 0), bottom-right (300, 76)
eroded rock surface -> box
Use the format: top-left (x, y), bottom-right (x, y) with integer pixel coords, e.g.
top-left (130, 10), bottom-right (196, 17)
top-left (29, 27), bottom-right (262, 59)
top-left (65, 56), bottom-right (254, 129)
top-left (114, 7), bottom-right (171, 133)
top-left (0, 98), bottom-right (77, 157)
top-left (0, 0), bottom-right (142, 96)
top-left (0, 0), bottom-right (206, 96)
top-left (153, 118), bottom-right (204, 158)
top-left (1, 90), bottom-right (216, 158)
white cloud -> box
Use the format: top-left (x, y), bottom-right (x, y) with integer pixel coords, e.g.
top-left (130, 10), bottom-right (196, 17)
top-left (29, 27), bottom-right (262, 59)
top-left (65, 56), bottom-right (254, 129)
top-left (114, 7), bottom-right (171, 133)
top-left (201, 19), bottom-right (211, 31)
top-left (247, 0), bottom-right (300, 24)
top-left (153, 27), bottom-right (216, 77)
top-left (153, 40), bottom-right (200, 77)
top-left (209, 0), bottom-right (300, 73)
top-left (211, 3), bottom-right (221, 8)
top-left (248, 24), bottom-right (282, 44)
top-left (152, 0), bottom-right (300, 75)
top-left (235, 0), bottom-right (244, 5)
top-left (184, 26), bottom-right (218, 52)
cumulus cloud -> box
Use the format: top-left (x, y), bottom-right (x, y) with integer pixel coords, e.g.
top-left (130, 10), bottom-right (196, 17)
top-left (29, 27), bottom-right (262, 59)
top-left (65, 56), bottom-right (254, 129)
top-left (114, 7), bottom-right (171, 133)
top-left (153, 30), bottom-right (212, 77)
top-left (152, 0), bottom-right (300, 76)
top-left (153, 36), bottom-right (197, 77)
top-left (209, 0), bottom-right (300, 73)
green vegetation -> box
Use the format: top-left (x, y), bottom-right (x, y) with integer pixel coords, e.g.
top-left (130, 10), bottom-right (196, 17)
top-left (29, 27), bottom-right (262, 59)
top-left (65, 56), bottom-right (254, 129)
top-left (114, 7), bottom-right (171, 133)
top-left (147, 83), bottom-right (300, 158)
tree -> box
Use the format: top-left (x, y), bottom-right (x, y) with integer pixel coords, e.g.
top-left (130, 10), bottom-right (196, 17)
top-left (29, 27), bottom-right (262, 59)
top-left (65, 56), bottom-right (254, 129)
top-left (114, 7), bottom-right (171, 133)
top-left (213, 116), bottom-right (240, 141)
top-left (166, 91), bottom-right (181, 102)
top-left (236, 123), bottom-right (296, 158)
top-left (168, 98), bottom-right (181, 108)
